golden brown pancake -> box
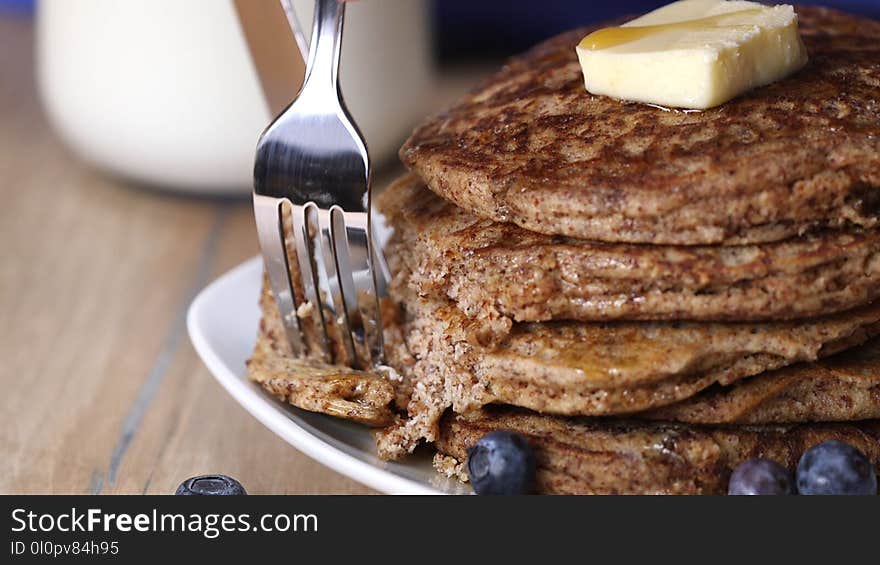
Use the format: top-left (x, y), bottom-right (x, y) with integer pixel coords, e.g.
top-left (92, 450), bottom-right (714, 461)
top-left (435, 406), bottom-right (880, 494)
top-left (249, 280), bottom-right (880, 461)
top-left (248, 282), bottom-right (399, 426)
top-left (380, 174), bottom-right (880, 329)
top-left (646, 336), bottom-right (880, 424)
top-left (374, 282), bottom-right (880, 459)
top-left (400, 7), bottom-right (880, 245)
top-left (246, 6), bottom-right (880, 475)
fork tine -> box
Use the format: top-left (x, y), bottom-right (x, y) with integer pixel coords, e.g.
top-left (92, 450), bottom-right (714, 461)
top-left (331, 209), bottom-right (378, 369)
top-left (365, 225), bottom-right (389, 364)
top-left (345, 233), bottom-right (385, 367)
top-left (253, 195), bottom-right (305, 357)
top-left (278, 0), bottom-right (309, 60)
top-left (291, 203), bottom-right (332, 363)
top-left (316, 207), bottom-right (358, 367)
top-left (342, 211), bottom-right (386, 366)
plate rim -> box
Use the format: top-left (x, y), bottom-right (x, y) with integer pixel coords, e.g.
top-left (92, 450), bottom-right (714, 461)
top-left (186, 255), bottom-right (443, 495)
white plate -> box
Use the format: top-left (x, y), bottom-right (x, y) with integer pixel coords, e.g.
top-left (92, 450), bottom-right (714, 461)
top-left (187, 256), bottom-right (469, 494)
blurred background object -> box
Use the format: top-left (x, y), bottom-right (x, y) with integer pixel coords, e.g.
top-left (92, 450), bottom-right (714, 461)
top-left (33, 0), bottom-right (432, 195)
top-left (0, 0), bottom-right (876, 194)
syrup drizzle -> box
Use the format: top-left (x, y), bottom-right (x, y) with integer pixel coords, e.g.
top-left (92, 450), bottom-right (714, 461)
top-left (580, 8), bottom-right (764, 50)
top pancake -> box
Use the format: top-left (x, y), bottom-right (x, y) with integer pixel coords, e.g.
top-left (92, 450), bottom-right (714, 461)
top-left (401, 6), bottom-right (880, 245)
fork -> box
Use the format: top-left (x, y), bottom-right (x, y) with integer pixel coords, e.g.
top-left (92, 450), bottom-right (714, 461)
top-left (253, 0), bottom-right (388, 369)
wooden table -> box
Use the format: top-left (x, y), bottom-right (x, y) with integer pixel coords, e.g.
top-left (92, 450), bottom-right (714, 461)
top-left (0, 16), bottom-right (407, 495)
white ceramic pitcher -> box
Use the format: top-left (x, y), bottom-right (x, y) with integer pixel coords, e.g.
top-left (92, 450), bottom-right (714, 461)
top-left (37, 0), bottom-right (433, 194)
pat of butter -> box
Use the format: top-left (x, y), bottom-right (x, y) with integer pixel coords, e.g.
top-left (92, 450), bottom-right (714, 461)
top-left (576, 0), bottom-right (808, 109)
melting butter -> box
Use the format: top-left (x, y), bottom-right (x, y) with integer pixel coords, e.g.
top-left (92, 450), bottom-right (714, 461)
top-left (576, 0), bottom-right (808, 109)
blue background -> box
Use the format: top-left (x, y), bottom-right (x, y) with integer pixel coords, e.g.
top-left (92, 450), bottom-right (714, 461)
top-left (0, 0), bottom-right (29, 13)
top-left (433, 1), bottom-right (880, 60)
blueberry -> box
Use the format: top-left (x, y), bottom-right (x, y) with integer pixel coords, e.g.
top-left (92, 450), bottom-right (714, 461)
top-left (728, 458), bottom-right (794, 495)
top-left (796, 440), bottom-right (877, 495)
top-left (467, 430), bottom-right (536, 495)
top-left (175, 474), bottom-right (248, 496)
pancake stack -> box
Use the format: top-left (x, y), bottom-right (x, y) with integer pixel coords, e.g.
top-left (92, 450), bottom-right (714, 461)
top-left (248, 6), bottom-right (880, 493)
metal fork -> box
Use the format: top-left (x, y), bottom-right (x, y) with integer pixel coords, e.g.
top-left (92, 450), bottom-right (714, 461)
top-left (253, 0), bottom-right (388, 369)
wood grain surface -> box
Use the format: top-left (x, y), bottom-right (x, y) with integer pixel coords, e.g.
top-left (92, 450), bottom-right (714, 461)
top-left (0, 16), bottom-right (377, 494)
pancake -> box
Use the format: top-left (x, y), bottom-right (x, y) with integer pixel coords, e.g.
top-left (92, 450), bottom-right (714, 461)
top-left (435, 406), bottom-right (880, 494)
top-left (400, 6), bottom-right (880, 245)
top-left (380, 174), bottom-right (880, 329)
top-left (247, 282), bottom-right (401, 426)
top-left (249, 279), bottom-right (880, 460)
top-left (374, 284), bottom-right (880, 459)
top-left (646, 336), bottom-right (880, 424)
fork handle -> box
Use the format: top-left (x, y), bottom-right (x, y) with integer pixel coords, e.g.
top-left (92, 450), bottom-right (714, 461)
top-left (303, 0), bottom-right (345, 92)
